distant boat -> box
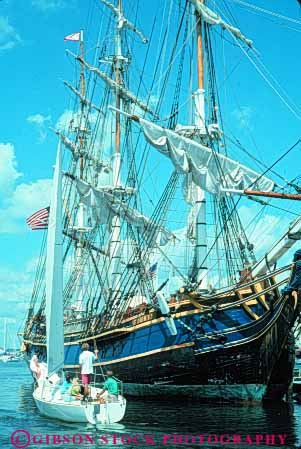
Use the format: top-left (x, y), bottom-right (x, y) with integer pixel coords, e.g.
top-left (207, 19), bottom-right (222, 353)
top-left (0, 354), bottom-right (21, 363)
top-left (0, 319), bottom-right (22, 363)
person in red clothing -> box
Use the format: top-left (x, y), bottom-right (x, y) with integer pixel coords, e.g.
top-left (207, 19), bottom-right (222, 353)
top-left (79, 343), bottom-right (99, 397)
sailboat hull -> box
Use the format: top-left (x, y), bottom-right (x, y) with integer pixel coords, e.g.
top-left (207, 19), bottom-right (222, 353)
top-left (33, 394), bottom-right (89, 423)
top-left (33, 390), bottom-right (127, 424)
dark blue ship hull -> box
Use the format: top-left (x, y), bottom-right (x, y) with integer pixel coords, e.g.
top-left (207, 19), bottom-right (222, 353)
top-left (23, 276), bottom-right (299, 402)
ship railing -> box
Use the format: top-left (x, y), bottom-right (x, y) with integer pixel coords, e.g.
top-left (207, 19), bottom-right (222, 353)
top-left (221, 277), bottom-right (289, 310)
top-left (187, 264), bottom-right (292, 310)
top-left (199, 264), bottom-right (292, 298)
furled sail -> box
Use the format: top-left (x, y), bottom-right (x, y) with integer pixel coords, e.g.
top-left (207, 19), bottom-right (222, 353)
top-left (73, 177), bottom-right (174, 246)
top-left (63, 80), bottom-right (103, 114)
top-left (101, 0), bottom-right (148, 44)
top-left (191, 0), bottom-right (253, 48)
top-left (138, 118), bottom-right (274, 195)
top-left (55, 131), bottom-right (78, 157)
top-left (66, 50), bottom-right (156, 117)
top-left (45, 141), bottom-right (64, 376)
top-left (55, 130), bottom-right (111, 173)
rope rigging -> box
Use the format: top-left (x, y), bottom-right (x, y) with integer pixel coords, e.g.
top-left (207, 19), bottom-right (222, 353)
top-left (24, 0), bottom-right (301, 348)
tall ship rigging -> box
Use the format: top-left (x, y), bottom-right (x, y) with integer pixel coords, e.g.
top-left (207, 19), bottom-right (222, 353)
top-left (22, 0), bottom-right (301, 401)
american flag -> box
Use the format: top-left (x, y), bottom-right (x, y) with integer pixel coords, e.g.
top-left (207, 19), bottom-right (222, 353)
top-left (26, 207), bottom-right (50, 230)
top-left (146, 262), bottom-right (157, 279)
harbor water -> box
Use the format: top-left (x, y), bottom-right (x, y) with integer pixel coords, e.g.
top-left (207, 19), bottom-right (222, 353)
top-left (1, 361), bottom-right (301, 449)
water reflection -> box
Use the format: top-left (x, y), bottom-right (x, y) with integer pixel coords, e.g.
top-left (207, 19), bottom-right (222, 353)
top-left (0, 363), bottom-right (300, 449)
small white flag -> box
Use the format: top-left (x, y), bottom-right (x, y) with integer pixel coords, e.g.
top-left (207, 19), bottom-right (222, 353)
top-left (64, 32), bottom-right (81, 42)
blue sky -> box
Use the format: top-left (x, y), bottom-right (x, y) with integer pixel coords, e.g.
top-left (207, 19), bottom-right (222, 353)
top-left (1, 0), bottom-right (301, 346)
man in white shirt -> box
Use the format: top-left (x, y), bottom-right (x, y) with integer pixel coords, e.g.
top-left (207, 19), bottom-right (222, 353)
top-left (30, 352), bottom-right (41, 380)
top-left (79, 343), bottom-right (99, 397)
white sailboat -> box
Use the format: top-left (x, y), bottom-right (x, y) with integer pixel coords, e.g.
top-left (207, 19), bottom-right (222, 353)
top-left (33, 141), bottom-right (126, 424)
top-left (1, 354), bottom-right (21, 363)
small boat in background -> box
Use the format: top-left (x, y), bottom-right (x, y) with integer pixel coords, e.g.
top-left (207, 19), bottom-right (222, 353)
top-left (0, 319), bottom-right (22, 363)
top-left (0, 354), bottom-right (22, 363)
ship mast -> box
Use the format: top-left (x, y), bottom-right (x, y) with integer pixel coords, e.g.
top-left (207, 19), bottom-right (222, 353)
top-left (110, 0), bottom-right (123, 298)
top-left (194, 1), bottom-right (208, 289)
top-left (63, 0), bottom-right (150, 306)
top-left (74, 30), bottom-right (87, 315)
top-left (79, 30), bottom-right (86, 178)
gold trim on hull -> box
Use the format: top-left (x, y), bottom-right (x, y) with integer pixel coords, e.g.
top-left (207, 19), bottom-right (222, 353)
top-left (64, 342), bottom-right (195, 368)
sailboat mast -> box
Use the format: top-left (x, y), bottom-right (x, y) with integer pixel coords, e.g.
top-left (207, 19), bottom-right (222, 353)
top-left (194, 2), bottom-right (208, 289)
top-left (110, 0), bottom-right (123, 297)
top-left (46, 141), bottom-right (64, 376)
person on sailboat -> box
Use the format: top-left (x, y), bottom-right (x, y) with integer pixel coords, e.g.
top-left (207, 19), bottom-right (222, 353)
top-left (30, 351), bottom-right (41, 380)
top-left (70, 377), bottom-right (84, 400)
top-left (96, 370), bottom-right (119, 402)
top-left (60, 373), bottom-right (72, 393)
top-left (79, 343), bottom-right (99, 397)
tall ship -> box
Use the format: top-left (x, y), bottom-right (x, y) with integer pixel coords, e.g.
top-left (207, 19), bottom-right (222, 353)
top-left (21, 0), bottom-right (301, 402)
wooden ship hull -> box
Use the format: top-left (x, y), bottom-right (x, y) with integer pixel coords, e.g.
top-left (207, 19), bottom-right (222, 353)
top-left (22, 266), bottom-right (300, 402)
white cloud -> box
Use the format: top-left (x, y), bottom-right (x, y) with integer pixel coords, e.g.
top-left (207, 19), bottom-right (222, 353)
top-left (0, 16), bottom-right (21, 51)
top-left (0, 179), bottom-right (52, 233)
top-left (55, 110), bottom-right (76, 132)
top-left (0, 258), bottom-right (40, 346)
top-left (232, 106), bottom-right (254, 130)
top-left (0, 143), bottom-right (22, 196)
top-left (0, 142), bottom-right (51, 233)
top-left (27, 113), bottom-right (50, 126)
top-left (27, 113), bottom-right (51, 143)
top-left (31, 0), bottom-right (64, 11)
top-left (0, 143), bottom-right (52, 338)
top-left (0, 267), bottom-right (33, 308)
